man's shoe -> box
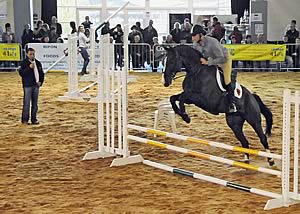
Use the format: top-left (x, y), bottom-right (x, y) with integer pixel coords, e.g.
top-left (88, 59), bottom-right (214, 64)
top-left (21, 122), bottom-right (29, 125)
top-left (31, 121), bottom-right (40, 125)
top-left (228, 103), bottom-right (237, 113)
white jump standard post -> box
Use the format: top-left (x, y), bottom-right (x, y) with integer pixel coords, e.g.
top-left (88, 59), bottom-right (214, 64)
top-left (82, 2), bottom-right (143, 165)
top-left (264, 89), bottom-right (300, 210)
top-left (58, 34), bottom-right (92, 102)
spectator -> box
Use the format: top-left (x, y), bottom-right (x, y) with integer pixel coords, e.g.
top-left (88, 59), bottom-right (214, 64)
top-left (51, 16), bottom-right (62, 37)
top-left (70, 21), bottom-right (77, 34)
top-left (136, 21), bottom-right (143, 33)
top-left (230, 36), bottom-right (238, 68)
top-left (2, 23), bottom-right (15, 68)
top-left (128, 25), bottom-right (143, 43)
top-left (49, 27), bottom-right (59, 43)
top-left (152, 37), bottom-right (160, 71)
top-left (285, 20), bottom-right (299, 68)
top-left (243, 35), bottom-right (254, 71)
top-left (229, 26), bottom-right (243, 44)
top-left (255, 34), bottom-right (269, 71)
top-left (112, 24), bottom-right (124, 68)
top-left (101, 22), bottom-right (115, 36)
top-left (286, 20), bottom-right (299, 43)
top-left (170, 22), bottom-right (181, 43)
top-left (283, 34), bottom-right (294, 70)
top-left (33, 20), bottom-right (44, 41)
top-left (181, 18), bottom-right (192, 30)
top-left (210, 16), bottom-right (225, 41)
top-left (41, 23), bottom-right (50, 38)
top-left (82, 16), bottom-right (93, 29)
top-left (18, 48), bottom-right (44, 125)
top-left (41, 35), bottom-right (50, 43)
top-left (21, 24), bottom-right (34, 48)
top-left (130, 35), bottom-right (144, 69)
top-left (143, 20), bottom-right (158, 46)
top-left (85, 28), bottom-right (90, 37)
top-left (220, 38), bottom-right (227, 44)
top-left (166, 34), bottom-right (175, 44)
top-left (78, 25), bottom-right (90, 75)
top-left (2, 23), bottom-right (15, 43)
top-left (180, 22), bottom-right (192, 43)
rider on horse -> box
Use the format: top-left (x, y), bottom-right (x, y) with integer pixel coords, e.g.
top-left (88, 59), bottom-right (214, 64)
top-left (191, 24), bottom-right (237, 113)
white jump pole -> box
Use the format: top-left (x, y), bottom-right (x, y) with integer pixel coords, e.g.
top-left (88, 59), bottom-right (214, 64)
top-left (44, 54), bottom-right (67, 73)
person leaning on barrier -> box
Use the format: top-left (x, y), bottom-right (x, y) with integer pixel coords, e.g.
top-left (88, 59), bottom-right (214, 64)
top-left (191, 24), bottom-right (237, 113)
top-left (112, 24), bottom-right (124, 68)
top-left (285, 20), bottom-right (299, 68)
top-left (283, 35), bottom-right (294, 70)
top-left (18, 48), bottom-right (44, 125)
top-left (128, 25), bottom-right (143, 43)
top-left (21, 24), bottom-right (34, 48)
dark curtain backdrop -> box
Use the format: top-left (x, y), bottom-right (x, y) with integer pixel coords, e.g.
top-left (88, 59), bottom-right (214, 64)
top-left (231, 0), bottom-right (250, 23)
top-left (42, 0), bottom-right (57, 25)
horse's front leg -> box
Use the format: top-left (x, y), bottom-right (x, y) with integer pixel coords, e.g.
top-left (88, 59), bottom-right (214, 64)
top-left (178, 94), bottom-right (191, 123)
top-left (170, 93), bottom-right (183, 115)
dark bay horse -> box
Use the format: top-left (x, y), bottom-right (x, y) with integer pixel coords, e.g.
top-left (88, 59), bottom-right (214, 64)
top-left (162, 45), bottom-right (275, 166)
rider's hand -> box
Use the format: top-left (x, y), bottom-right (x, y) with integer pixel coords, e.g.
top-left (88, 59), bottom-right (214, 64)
top-left (200, 58), bottom-right (208, 65)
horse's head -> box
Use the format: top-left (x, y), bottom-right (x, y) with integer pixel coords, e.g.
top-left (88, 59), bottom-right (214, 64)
top-left (162, 46), bottom-right (182, 87)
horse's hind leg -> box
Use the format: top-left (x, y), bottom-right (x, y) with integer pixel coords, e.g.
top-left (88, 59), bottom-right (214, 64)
top-left (226, 114), bottom-right (251, 163)
top-left (246, 117), bottom-right (275, 166)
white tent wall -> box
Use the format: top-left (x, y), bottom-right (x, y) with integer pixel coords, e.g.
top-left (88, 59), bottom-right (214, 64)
top-left (267, 0), bottom-right (300, 41)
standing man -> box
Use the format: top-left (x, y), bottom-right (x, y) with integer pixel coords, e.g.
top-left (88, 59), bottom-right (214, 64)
top-left (51, 16), bottom-right (62, 37)
top-left (143, 20), bottom-right (158, 46)
top-left (18, 48), bottom-right (44, 125)
top-left (82, 16), bottom-right (93, 29)
top-left (210, 16), bottom-right (225, 41)
top-left (285, 20), bottom-right (299, 68)
top-left (143, 20), bottom-right (158, 67)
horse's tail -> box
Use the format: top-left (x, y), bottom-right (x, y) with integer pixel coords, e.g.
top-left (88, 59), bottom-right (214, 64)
top-left (252, 93), bottom-right (273, 137)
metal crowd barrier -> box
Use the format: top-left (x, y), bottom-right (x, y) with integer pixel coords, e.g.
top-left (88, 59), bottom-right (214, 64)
top-left (2, 42), bottom-right (299, 73)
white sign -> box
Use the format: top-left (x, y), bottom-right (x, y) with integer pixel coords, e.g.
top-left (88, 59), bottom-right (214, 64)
top-left (255, 23), bottom-right (264, 35)
top-left (27, 43), bottom-right (101, 72)
top-left (251, 13), bottom-right (263, 22)
top-left (0, 0), bottom-right (7, 19)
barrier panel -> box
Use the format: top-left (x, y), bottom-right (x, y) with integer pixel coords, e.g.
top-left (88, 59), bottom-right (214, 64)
top-left (0, 43), bottom-right (22, 71)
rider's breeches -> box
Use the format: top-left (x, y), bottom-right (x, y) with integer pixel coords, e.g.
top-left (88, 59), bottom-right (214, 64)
top-left (220, 58), bottom-right (232, 85)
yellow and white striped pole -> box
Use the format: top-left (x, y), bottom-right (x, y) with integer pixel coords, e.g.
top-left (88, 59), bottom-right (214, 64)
top-left (128, 135), bottom-right (281, 177)
top-left (128, 124), bottom-right (281, 160)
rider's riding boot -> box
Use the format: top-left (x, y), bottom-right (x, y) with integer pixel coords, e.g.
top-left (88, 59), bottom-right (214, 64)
top-left (225, 83), bottom-right (237, 113)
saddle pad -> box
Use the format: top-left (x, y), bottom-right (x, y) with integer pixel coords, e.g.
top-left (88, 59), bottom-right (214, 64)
top-left (216, 69), bottom-right (243, 99)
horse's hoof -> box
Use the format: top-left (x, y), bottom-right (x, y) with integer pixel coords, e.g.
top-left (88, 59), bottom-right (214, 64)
top-left (268, 160), bottom-right (275, 167)
top-left (182, 114), bottom-right (191, 124)
top-left (244, 159), bottom-right (250, 164)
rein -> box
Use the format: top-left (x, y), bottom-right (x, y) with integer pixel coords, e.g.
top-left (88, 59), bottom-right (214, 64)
top-left (173, 74), bottom-right (186, 80)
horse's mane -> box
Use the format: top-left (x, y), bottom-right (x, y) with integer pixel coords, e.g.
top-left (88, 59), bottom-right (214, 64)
top-left (174, 45), bottom-right (204, 61)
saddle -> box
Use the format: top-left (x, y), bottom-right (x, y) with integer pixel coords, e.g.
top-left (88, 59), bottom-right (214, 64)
top-left (216, 68), bottom-right (243, 99)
